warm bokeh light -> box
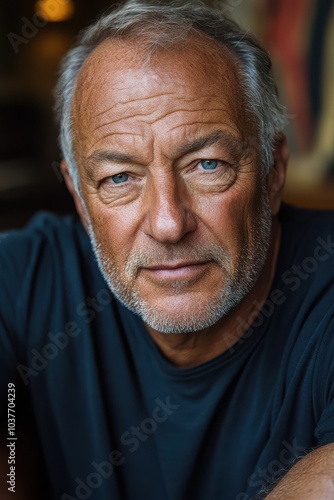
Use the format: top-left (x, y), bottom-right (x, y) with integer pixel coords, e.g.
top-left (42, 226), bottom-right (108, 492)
top-left (34, 0), bottom-right (75, 22)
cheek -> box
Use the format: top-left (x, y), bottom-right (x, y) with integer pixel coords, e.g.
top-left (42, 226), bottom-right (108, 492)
top-left (197, 186), bottom-right (256, 254)
top-left (85, 199), bottom-right (138, 260)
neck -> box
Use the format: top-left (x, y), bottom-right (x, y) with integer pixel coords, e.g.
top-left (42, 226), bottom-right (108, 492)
top-left (145, 217), bottom-right (282, 369)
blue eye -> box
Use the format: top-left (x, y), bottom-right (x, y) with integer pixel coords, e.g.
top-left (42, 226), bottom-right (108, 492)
top-left (111, 173), bottom-right (129, 184)
top-left (199, 160), bottom-right (219, 170)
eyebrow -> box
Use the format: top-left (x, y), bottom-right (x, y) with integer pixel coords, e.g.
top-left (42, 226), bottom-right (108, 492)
top-left (85, 151), bottom-right (141, 181)
top-left (84, 130), bottom-right (243, 180)
top-left (174, 130), bottom-right (242, 158)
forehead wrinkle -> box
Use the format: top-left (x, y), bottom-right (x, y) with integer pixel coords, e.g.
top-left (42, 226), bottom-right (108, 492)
top-left (145, 108), bottom-right (218, 127)
top-left (93, 113), bottom-right (157, 132)
top-left (96, 93), bottom-right (218, 122)
top-left (168, 121), bottom-right (241, 135)
top-left (88, 131), bottom-right (144, 152)
top-left (92, 98), bottom-right (195, 132)
top-left (93, 103), bottom-right (230, 133)
top-left (118, 91), bottom-right (176, 107)
top-left (97, 131), bottom-right (144, 139)
top-left (85, 129), bottom-right (154, 162)
top-left (73, 37), bottom-right (253, 172)
top-left (114, 90), bottom-right (221, 109)
top-left (86, 150), bottom-right (142, 170)
top-left (92, 91), bottom-right (177, 120)
top-left (92, 94), bottom-right (218, 131)
top-left (141, 103), bottom-right (239, 128)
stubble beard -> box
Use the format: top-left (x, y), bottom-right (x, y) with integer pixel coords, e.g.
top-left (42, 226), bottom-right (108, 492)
top-left (87, 189), bottom-right (272, 334)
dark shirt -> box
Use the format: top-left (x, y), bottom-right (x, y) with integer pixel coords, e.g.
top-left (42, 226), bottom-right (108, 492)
top-left (1, 205), bottom-right (334, 500)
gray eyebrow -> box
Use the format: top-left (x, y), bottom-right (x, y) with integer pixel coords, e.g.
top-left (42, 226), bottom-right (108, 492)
top-left (84, 130), bottom-right (243, 181)
top-left (84, 151), bottom-right (142, 181)
top-left (174, 130), bottom-right (241, 158)
top-left (87, 150), bottom-right (140, 167)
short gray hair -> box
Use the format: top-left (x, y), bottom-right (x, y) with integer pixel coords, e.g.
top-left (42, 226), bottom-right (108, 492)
top-left (54, 0), bottom-right (288, 193)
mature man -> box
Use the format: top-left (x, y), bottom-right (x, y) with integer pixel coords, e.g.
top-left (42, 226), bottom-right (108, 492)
top-left (1, 1), bottom-right (334, 499)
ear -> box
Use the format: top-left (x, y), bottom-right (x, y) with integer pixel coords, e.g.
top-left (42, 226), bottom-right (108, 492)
top-left (266, 132), bottom-right (289, 216)
top-left (60, 160), bottom-right (90, 233)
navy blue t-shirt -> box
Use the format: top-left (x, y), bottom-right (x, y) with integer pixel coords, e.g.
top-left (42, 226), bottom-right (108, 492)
top-left (1, 204), bottom-right (334, 500)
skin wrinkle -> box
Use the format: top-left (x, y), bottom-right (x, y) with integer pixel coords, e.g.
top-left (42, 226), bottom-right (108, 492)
top-left (91, 93), bottom-right (237, 127)
top-left (85, 131), bottom-right (247, 181)
top-left (73, 43), bottom-right (246, 165)
top-left (168, 119), bottom-right (240, 134)
top-left (68, 36), bottom-right (287, 368)
top-left (85, 158), bottom-right (240, 206)
top-left (71, 32), bottom-right (249, 173)
top-left (86, 120), bottom-right (245, 164)
top-left (87, 132), bottom-right (148, 155)
top-left (93, 108), bottom-right (234, 132)
top-left (111, 91), bottom-right (177, 106)
top-left (88, 122), bottom-right (244, 160)
top-left (92, 93), bottom-right (223, 121)
top-left (74, 35), bottom-right (243, 119)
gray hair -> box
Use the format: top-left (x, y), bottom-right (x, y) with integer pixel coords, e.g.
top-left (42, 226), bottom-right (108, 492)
top-left (54, 0), bottom-right (288, 193)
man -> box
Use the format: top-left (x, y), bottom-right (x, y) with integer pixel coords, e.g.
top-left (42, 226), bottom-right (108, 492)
top-left (1, 1), bottom-right (334, 499)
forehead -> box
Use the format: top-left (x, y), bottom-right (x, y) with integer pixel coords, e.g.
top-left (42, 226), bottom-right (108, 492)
top-left (72, 36), bottom-right (251, 157)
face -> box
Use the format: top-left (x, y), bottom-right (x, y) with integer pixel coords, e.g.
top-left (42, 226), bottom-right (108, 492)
top-left (71, 37), bottom-right (274, 334)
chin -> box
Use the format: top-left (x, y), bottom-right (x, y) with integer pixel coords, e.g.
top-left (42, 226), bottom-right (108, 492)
top-left (123, 288), bottom-right (244, 335)
top-left (137, 308), bottom-right (222, 335)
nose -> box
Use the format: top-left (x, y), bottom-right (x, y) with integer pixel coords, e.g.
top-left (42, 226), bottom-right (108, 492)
top-left (143, 174), bottom-right (197, 244)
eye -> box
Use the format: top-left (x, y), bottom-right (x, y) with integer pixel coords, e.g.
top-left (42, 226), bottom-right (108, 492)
top-left (110, 173), bottom-right (129, 184)
top-left (199, 160), bottom-right (219, 171)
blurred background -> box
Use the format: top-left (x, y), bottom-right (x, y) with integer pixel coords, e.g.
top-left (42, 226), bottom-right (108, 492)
top-left (0, 0), bottom-right (333, 230)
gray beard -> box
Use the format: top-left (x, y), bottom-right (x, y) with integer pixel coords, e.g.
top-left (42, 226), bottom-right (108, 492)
top-left (87, 190), bottom-right (272, 334)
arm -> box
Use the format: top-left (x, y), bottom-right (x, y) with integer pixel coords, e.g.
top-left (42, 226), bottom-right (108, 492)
top-left (266, 443), bottom-right (334, 499)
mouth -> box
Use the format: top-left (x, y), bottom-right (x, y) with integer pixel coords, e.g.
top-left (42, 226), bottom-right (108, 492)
top-left (142, 261), bottom-right (212, 280)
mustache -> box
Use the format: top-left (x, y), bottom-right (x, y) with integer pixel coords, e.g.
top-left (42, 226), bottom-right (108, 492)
top-left (123, 243), bottom-right (231, 279)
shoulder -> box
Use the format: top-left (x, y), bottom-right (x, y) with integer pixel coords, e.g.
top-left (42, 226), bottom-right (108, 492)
top-left (279, 204), bottom-right (334, 239)
top-left (0, 211), bottom-right (90, 331)
top-left (278, 204), bottom-right (334, 287)
top-left (1, 210), bottom-right (86, 252)
top-left (0, 211), bottom-right (88, 277)
top-left (0, 213), bottom-right (83, 413)
top-left (272, 205), bottom-right (334, 380)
